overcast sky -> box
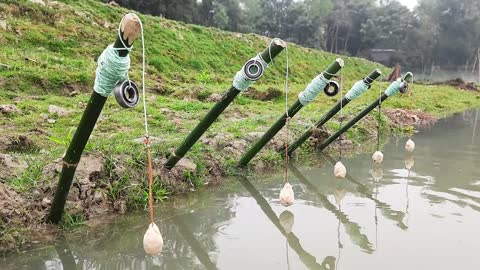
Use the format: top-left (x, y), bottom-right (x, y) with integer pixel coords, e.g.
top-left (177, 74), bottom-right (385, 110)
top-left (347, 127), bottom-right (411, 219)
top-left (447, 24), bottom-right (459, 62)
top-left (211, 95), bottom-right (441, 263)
top-left (397, 0), bottom-right (418, 10)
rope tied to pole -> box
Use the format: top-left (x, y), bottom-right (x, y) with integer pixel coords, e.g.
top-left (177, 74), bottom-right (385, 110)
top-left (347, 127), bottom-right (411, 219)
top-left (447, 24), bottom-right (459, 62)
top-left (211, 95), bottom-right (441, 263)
top-left (297, 73), bottom-right (330, 105)
top-left (93, 16), bottom-right (136, 98)
top-left (344, 80), bottom-right (369, 101)
top-left (94, 44), bottom-right (131, 97)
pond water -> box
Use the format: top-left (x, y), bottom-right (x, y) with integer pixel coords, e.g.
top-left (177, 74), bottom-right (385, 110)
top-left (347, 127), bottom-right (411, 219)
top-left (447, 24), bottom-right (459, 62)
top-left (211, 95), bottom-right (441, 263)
top-left (2, 109), bottom-right (480, 270)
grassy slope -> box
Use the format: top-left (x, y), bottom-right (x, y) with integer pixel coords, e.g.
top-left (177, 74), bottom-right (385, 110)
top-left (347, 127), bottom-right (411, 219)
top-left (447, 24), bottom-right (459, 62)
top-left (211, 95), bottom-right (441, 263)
top-left (1, 0), bottom-right (480, 221)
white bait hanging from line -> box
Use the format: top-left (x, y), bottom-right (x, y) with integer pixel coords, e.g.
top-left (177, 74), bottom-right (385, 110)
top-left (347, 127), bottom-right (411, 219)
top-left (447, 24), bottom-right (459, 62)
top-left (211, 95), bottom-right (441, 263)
top-left (405, 139), bottom-right (415, 152)
top-left (143, 223), bottom-right (164, 255)
top-left (279, 182), bottom-right (295, 206)
top-left (372, 151), bottom-right (384, 164)
top-left (334, 161), bottom-right (346, 178)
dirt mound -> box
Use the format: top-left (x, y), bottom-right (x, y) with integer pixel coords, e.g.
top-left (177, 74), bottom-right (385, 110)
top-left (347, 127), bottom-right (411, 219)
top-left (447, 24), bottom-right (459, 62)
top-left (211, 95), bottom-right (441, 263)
top-left (432, 78), bottom-right (478, 91)
top-left (244, 87), bottom-right (282, 101)
top-left (384, 108), bottom-right (437, 128)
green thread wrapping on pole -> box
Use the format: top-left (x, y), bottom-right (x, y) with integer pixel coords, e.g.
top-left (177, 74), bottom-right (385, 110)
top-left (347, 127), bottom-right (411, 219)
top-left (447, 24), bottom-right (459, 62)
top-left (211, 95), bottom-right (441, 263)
top-left (232, 54), bottom-right (268, 91)
top-left (344, 80), bottom-right (369, 101)
top-left (94, 44), bottom-right (131, 97)
top-left (384, 78), bottom-right (404, 97)
top-left (297, 73), bottom-right (329, 105)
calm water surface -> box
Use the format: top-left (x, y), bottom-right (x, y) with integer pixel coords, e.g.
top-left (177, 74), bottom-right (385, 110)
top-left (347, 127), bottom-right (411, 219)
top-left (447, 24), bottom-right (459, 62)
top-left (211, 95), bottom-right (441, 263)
top-left (3, 109), bottom-right (480, 270)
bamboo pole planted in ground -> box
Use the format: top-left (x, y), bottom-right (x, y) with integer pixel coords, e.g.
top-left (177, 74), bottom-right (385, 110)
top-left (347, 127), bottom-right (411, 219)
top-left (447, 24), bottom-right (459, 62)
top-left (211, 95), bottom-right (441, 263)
top-left (238, 58), bottom-right (344, 167)
top-left (47, 14), bottom-right (141, 224)
top-left (316, 72), bottom-right (413, 153)
top-left (287, 69), bottom-right (382, 157)
top-left (164, 39), bottom-right (287, 169)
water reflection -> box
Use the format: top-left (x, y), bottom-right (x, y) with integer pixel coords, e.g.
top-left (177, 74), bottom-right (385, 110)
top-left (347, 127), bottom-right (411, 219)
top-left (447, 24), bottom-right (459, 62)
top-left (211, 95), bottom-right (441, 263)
top-left (237, 176), bottom-right (333, 269)
top-left (2, 109), bottom-right (480, 269)
top-left (289, 163), bottom-right (374, 253)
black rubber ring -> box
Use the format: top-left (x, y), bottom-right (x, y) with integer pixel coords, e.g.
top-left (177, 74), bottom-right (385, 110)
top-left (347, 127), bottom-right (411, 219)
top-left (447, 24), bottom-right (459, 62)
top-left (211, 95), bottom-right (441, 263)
top-left (324, 81), bottom-right (340, 97)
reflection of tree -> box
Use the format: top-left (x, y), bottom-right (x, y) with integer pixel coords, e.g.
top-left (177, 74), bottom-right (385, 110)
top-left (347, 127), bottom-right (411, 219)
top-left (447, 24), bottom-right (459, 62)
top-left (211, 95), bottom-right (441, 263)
top-left (288, 164), bottom-right (374, 253)
top-left (237, 176), bottom-right (335, 270)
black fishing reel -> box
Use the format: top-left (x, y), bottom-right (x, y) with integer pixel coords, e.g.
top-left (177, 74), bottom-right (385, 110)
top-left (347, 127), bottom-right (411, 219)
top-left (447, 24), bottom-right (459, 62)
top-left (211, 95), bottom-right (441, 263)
top-left (324, 80), bottom-right (340, 97)
top-left (243, 58), bottom-right (265, 81)
top-left (399, 81), bottom-right (408, 94)
top-left (114, 80), bottom-right (140, 108)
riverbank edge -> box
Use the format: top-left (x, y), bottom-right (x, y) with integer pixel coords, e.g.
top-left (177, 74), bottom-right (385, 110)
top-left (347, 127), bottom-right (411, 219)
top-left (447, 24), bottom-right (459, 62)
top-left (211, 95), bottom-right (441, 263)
top-left (0, 103), bottom-right (443, 254)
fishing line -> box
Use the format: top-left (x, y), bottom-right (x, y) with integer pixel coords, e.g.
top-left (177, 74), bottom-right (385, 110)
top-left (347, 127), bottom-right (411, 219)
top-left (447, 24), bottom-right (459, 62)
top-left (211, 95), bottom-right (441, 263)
top-left (338, 71), bottom-right (344, 161)
top-left (116, 14), bottom-right (163, 255)
top-left (279, 43), bottom-right (294, 206)
top-left (283, 44), bottom-right (290, 184)
top-left (124, 13), bottom-right (155, 226)
top-left (377, 74), bottom-right (383, 151)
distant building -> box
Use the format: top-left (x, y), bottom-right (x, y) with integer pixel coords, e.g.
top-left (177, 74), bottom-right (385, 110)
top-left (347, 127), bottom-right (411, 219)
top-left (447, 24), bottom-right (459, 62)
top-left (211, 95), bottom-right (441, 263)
top-left (369, 49), bottom-right (397, 66)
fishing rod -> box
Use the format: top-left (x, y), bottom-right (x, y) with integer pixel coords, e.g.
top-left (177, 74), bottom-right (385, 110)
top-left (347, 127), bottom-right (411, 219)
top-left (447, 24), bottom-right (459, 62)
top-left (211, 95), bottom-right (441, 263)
top-left (316, 72), bottom-right (413, 152)
top-left (287, 69), bottom-right (382, 157)
top-left (164, 39), bottom-right (287, 169)
top-left (239, 59), bottom-right (344, 166)
top-left (48, 14), bottom-right (142, 224)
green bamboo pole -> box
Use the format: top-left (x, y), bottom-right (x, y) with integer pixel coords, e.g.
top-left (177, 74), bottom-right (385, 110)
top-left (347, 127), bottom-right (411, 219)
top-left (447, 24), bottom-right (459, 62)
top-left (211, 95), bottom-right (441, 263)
top-left (164, 39), bottom-right (287, 169)
top-left (238, 58), bottom-right (344, 167)
top-left (316, 72), bottom-right (412, 152)
top-left (287, 69), bottom-right (382, 157)
top-left (321, 154), bottom-right (407, 228)
top-left (47, 14), bottom-right (141, 224)
top-left (288, 164), bottom-right (374, 252)
top-left (237, 177), bottom-right (332, 269)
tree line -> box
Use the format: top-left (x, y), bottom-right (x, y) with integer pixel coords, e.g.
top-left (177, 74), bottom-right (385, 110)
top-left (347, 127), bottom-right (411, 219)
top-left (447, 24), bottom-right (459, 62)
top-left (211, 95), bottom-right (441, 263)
top-left (110, 0), bottom-right (480, 73)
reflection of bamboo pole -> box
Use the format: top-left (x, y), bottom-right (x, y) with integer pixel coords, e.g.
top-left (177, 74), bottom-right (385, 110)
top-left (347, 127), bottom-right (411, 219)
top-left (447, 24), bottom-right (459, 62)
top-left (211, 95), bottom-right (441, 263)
top-left (172, 215), bottom-right (218, 270)
top-left (472, 109), bottom-right (479, 144)
top-left (477, 48), bottom-right (480, 84)
top-left (48, 14), bottom-right (140, 224)
top-left (321, 154), bottom-right (407, 229)
top-left (54, 240), bottom-right (78, 270)
top-left (288, 164), bottom-right (374, 253)
top-left (237, 177), bottom-right (328, 269)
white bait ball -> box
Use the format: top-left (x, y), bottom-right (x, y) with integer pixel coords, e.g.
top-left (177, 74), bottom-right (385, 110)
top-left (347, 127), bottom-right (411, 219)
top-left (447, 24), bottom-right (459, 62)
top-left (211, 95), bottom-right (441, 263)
top-left (372, 151), bottom-right (384, 164)
top-left (279, 182), bottom-right (295, 206)
top-left (143, 222), bottom-right (163, 255)
top-left (334, 161), bottom-right (346, 178)
top-left (405, 139), bottom-right (415, 152)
